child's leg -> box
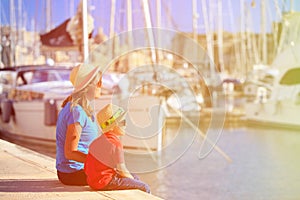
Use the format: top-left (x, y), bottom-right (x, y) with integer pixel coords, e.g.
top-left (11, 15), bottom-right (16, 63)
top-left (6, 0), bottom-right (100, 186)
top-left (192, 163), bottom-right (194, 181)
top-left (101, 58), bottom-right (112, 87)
top-left (131, 173), bottom-right (140, 180)
top-left (105, 174), bottom-right (150, 193)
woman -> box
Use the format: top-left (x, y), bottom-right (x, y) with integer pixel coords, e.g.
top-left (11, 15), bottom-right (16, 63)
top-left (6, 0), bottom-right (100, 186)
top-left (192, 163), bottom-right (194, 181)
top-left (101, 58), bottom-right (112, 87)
top-left (56, 63), bottom-right (102, 186)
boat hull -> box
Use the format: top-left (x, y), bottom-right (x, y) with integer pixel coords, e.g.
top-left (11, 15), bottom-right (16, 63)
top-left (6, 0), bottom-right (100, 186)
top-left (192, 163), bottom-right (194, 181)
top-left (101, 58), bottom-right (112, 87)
top-left (245, 100), bottom-right (300, 129)
top-left (0, 100), bottom-right (60, 142)
top-left (0, 95), bottom-right (166, 151)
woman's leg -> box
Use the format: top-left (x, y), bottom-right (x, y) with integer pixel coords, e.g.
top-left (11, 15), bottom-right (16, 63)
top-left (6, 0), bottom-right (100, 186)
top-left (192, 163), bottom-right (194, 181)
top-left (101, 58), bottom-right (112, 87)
top-left (105, 174), bottom-right (150, 193)
top-left (57, 170), bottom-right (88, 186)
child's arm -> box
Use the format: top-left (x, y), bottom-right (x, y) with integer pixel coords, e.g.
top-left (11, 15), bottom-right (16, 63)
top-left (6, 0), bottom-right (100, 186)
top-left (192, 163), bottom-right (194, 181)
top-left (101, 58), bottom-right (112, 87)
top-left (116, 163), bottom-right (134, 179)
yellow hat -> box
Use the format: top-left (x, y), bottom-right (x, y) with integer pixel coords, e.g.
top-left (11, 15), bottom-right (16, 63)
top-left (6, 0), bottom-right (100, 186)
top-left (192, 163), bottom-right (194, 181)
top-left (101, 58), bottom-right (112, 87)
top-left (97, 104), bottom-right (126, 133)
top-left (70, 63), bottom-right (101, 93)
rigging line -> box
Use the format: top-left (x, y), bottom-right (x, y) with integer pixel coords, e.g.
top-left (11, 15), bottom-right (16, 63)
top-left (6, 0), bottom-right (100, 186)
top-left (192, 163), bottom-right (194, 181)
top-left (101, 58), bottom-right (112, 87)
top-left (147, 0), bottom-right (156, 27)
top-left (245, 3), bottom-right (260, 64)
top-left (272, 0), bottom-right (282, 56)
top-left (266, 0), bottom-right (279, 60)
top-left (156, 0), bottom-right (162, 28)
top-left (280, 0), bottom-right (289, 13)
top-left (273, 0), bottom-right (283, 20)
top-left (266, 0), bottom-right (275, 32)
top-left (119, 0), bottom-right (127, 32)
top-left (70, 0), bottom-right (75, 17)
top-left (201, 0), bottom-right (215, 78)
top-left (244, 5), bottom-right (253, 68)
top-left (240, 0), bottom-right (248, 76)
top-left (161, 0), bottom-right (179, 30)
top-left (35, 0), bottom-right (40, 32)
top-left (217, 0), bottom-right (225, 73)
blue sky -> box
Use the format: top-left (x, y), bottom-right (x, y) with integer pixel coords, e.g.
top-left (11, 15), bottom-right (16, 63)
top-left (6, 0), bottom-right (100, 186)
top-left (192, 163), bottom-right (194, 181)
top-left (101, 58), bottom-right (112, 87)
top-left (0, 0), bottom-right (299, 35)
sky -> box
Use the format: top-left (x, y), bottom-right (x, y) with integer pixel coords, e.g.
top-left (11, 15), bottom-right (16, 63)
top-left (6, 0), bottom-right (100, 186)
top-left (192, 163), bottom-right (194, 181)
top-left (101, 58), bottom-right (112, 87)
top-left (0, 0), bottom-right (299, 36)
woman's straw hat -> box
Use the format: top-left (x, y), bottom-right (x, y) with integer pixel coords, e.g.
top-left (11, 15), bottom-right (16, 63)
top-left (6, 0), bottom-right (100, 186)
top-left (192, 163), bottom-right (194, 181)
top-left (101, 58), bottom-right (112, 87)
top-left (70, 63), bottom-right (101, 93)
top-left (97, 104), bottom-right (126, 133)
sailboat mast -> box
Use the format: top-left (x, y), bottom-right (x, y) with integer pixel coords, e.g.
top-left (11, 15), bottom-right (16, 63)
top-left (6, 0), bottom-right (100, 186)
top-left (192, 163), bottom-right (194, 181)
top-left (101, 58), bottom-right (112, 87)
top-left (141, 0), bottom-right (158, 81)
top-left (290, 0), bottom-right (294, 12)
top-left (227, 0), bottom-right (242, 75)
top-left (126, 0), bottom-right (133, 49)
top-left (245, 4), bottom-right (260, 65)
top-left (110, 0), bottom-right (116, 39)
top-left (46, 0), bottom-right (52, 32)
top-left (82, 0), bottom-right (89, 62)
top-left (17, 0), bottom-right (22, 65)
top-left (141, 0), bottom-right (157, 64)
top-left (109, 0), bottom-right (116, 62)
top-left (240, 0), bottom-right (247, 77)
top-left (201, 0), bottom-right (215, 80)
top-left (260, 0), bottom-right (267, 64)
top-left (156, 0), bottom-right (161, 28)
top-left (70, 0), bottom-right (75, 17)
top-left (0, 8), bottom-right (1, 46)
top-left (127, 0), bottom-right (132, 31)
top-left (156, 0), bottom-right (162, 60)
top-left (272, 0), bottom-right (282, 57)
top-left (192, 0), bottom-right (198, 41)
top-left (10, 0), bottom-right (16, 66)
top-left (17, 0), bottom-right (22, 40)
top-left (217, 0), bottom-right (224, 73)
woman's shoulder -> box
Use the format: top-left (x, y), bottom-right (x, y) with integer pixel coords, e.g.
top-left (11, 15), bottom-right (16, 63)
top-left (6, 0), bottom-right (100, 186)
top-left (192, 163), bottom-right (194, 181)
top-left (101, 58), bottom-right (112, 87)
top-left (70, 103), bottom-right (84, 113)
top-left (67, 104), bottom-right (88, 120)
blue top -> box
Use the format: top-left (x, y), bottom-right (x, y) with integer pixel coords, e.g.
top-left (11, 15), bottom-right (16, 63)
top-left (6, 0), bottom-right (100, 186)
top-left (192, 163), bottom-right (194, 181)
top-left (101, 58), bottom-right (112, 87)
top-left (56, 102), bottom-right (99, 173)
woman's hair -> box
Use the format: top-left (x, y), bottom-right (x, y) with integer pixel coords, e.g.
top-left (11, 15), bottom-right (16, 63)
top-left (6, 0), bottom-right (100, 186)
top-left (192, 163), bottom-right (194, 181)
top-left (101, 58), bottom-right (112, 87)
top-left (71, 87), bottom-right (93, 117)
top-left (61, 95), bottom-right (72, 108)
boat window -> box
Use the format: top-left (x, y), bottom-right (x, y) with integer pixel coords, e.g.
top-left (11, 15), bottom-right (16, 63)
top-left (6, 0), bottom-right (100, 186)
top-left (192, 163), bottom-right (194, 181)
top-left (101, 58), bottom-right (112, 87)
top-left (47, 71), bottom-right (58, 81)
top-left (42, 70), bottom-right (70, 82)
top-left (31, 71), bottom-right (49, 83)
top-left (14, 69), bottom-right (71, 85)
top-left (17, 72), bottom-right (33, 85)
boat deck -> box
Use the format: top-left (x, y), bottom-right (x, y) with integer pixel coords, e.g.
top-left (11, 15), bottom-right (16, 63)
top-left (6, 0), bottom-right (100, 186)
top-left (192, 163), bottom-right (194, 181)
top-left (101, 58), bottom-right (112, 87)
top-left (0, 139), bottom-right (163, 200)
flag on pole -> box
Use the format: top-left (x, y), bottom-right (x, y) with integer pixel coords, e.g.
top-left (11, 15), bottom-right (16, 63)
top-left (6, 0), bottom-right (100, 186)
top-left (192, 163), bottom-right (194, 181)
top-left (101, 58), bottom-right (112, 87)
top-left (40, 19), bottom-right (74, 47)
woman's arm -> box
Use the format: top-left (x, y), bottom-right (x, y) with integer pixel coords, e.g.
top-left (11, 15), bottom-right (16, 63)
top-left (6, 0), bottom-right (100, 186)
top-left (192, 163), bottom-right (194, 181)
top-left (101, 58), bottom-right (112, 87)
top-left (64, 122), bottom-right (87, 163)
top-left (116, 163), bottom-right (134, 179)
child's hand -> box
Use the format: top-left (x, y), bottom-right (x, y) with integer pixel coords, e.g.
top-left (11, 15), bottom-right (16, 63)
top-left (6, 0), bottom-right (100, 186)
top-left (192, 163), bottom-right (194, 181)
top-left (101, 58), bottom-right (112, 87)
top-left (116, 163), bottom-right (134, 179)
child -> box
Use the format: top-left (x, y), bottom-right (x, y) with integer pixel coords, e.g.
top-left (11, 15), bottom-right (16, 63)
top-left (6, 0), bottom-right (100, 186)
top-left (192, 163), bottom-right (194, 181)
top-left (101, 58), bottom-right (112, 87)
top-left (84, 103), bottom-right (150, 193)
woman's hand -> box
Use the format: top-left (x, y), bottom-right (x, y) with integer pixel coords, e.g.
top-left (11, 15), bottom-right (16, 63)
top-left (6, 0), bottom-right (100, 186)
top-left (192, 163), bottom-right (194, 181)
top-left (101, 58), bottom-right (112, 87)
top-left (64, 122), bottom-right (87, 163)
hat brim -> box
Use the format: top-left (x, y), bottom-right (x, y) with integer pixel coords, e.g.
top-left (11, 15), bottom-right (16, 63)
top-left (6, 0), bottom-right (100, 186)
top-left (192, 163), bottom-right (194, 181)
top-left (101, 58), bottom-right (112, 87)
top-left (100, 111), bottom-right (127, 133)
top-left (72, 65), bottom-right (101, 94)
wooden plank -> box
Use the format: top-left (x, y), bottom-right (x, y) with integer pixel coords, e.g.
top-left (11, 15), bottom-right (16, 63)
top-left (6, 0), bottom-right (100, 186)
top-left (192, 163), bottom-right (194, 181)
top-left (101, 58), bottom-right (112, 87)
top-left (0, 139), bottom-right (164, 200)
top-left (102, 190), bottom-right (164, 200)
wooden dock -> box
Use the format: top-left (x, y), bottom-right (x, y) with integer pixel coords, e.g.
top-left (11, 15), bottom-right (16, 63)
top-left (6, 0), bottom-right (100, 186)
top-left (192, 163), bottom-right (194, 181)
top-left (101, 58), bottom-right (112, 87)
top-left (0, 139), bottom-right (163, 200)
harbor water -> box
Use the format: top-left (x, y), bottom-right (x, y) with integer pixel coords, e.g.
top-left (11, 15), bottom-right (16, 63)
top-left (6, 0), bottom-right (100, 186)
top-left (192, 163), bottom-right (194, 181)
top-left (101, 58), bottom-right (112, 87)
top-left (140, 123), bottom-right (300, 199)
top-left (1, 121), bottom-right (300, 200)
